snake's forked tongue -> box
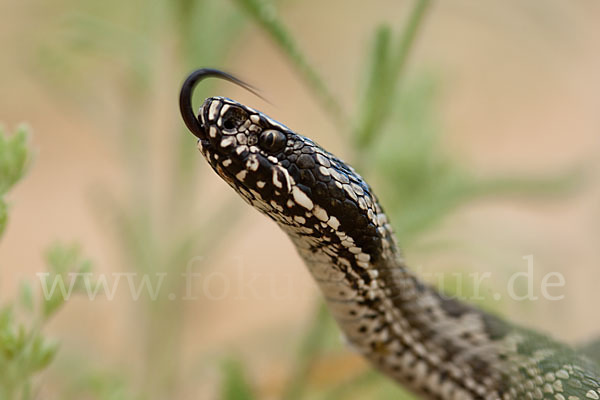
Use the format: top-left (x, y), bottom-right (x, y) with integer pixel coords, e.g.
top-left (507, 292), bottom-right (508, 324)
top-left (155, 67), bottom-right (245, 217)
top-left (179, 68), bottom-right (262, 140)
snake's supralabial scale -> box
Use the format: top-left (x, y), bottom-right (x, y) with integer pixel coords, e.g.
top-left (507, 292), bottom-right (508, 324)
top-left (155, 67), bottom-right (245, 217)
top-left (179, 69), bottom-right (600, 400)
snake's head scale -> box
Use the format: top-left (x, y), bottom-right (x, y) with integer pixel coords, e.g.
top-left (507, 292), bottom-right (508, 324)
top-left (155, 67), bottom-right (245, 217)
top-left (180, 69), bottom-right (382, 260)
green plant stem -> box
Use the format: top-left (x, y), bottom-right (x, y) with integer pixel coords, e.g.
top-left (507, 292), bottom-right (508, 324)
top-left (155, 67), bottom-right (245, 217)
top-left (232, 0), bottom-right (348, 130)
top-left (354, 0), bottom-right (433, 151)
top-left (392, 0), bottom-right (432, 84)
top-left (353, 25), bottom-right (393, 152)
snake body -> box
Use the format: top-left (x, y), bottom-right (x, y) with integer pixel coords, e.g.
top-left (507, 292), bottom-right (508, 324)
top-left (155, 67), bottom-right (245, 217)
top-left (180, 69), bottom-right (600, 399)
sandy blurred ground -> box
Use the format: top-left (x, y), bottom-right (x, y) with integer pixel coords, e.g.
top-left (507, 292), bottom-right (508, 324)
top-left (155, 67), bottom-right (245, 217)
top-left (1, 0), bottom-right (600, 396)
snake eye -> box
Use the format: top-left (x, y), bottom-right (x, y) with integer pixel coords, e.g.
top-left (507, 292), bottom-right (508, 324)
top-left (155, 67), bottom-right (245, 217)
top-left (222, 107), bottom-right (248, 131)
top-left (259, 129), bottom-right (287, 153)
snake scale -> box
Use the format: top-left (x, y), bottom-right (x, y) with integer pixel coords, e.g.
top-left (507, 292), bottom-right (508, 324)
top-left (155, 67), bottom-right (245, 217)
top-left (179, 69), bottom-right (600, 400)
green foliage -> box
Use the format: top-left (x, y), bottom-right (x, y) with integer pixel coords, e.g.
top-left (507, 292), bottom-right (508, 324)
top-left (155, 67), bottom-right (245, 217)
top-left (0, 242), bottom-right (92, 400)
top-left (42, 244), bottom-right (93, 319)
top-left (0, 126), bottom-right (29, 196)
top-left (0, 126), bottom-right (29, 237)
top-left (355, 0), bottom-right (432, 150)
top-left (0, 200), bottom-right (7, 241)
top-left (0, 307), bottom-right (59, 400)
top-left (0, 124), bottom-right (93, 400)
top-left (232, 0), bottom-right (347, 128)
top-left (220, 358), bottom-right (256, 400)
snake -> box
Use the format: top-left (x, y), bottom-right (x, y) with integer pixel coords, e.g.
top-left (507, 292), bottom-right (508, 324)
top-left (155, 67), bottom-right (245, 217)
top-left (179, 68), bottom-right (600, 400)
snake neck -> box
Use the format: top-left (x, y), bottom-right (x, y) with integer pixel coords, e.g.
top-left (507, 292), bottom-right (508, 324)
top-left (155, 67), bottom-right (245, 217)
top-left (283, 202), bottom-right (600, 400)
top-left (282, 200), bottom-right (508, 398)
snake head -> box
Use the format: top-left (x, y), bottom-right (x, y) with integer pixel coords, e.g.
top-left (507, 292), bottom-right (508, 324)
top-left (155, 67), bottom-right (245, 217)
top-left (197, 96), bottom-right (296, 207)
top-left (197, 96), bottom-right (383, 257)
top-left (180, 69), bottom-right (385, 262)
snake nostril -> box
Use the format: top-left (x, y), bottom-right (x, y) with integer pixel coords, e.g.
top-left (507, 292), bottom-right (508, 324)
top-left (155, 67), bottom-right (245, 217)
top-left (222, 106), bottom-right (248, 131)
top-left (223, 118), bottom-right (235, 130)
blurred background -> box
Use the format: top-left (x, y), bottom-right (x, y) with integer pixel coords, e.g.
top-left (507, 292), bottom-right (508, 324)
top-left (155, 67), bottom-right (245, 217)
top-left (1, 0), bottom-right (599, 399)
